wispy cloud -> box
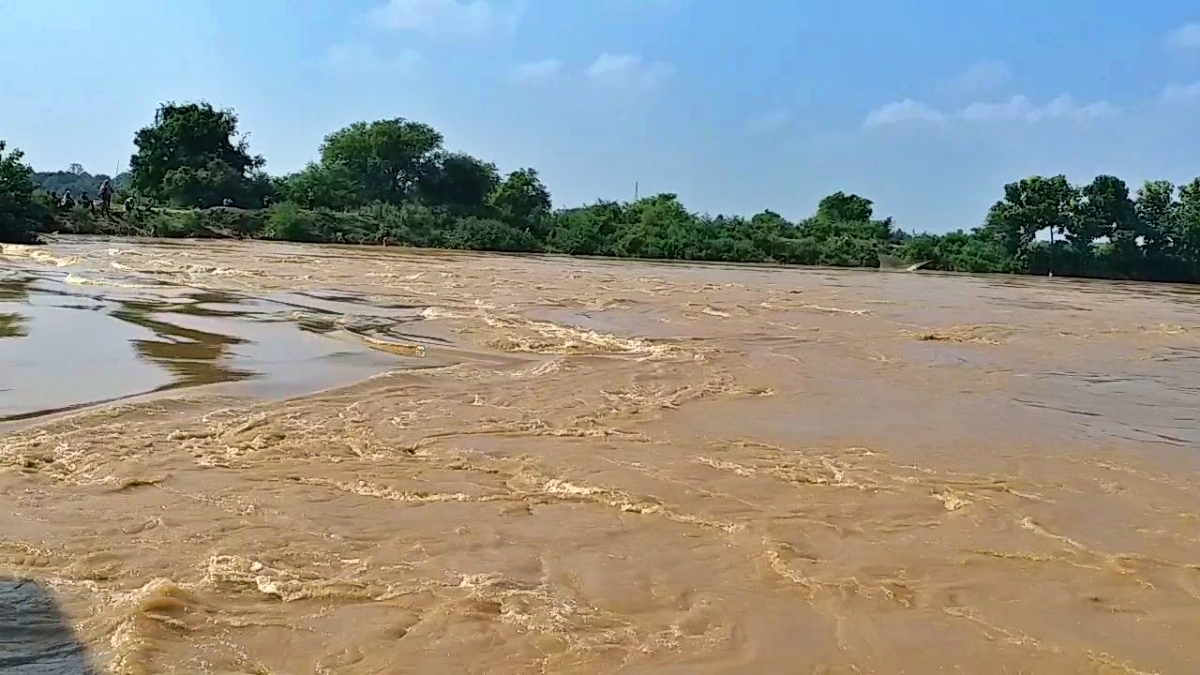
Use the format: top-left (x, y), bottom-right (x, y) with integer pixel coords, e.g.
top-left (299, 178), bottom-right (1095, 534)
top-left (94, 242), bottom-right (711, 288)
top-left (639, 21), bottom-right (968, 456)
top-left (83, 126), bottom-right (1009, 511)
top-left (960, 94), bottom-right (1117, 122)
top-left (864, 93), bottom-right (1117, 130)
top-left (584, 53), bottom-right (675, 93)
top-left (1166, 23), bottom-right (1200, 50)
top-left (507, 58), bottom-right (564, 87)
top-left (949, 60), bottom-right (1011, 95)
top-left (370, 0), bottom-right (521, 38)
top-left (863, 99), bottom-right (946, 129)
top-left (1161, 81), bottom-right (1200, 104)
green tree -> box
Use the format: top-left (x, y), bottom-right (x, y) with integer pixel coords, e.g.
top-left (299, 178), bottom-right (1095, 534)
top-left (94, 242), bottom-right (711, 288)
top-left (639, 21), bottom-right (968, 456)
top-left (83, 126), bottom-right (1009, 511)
top-left (614, 194), bottom-right (700, 259)
top-left (280, 163), bottom-right (363, 211)
top-left (162, 160), bottom-right (272, 208)
top-left (1078, 175), bottom-right (1138, 261)
top-left (747, 210), bottom-right (792, 260)
top-left (489, 168), bottom-right (552, 236)
top-left (1174, 179), bottom-right (1200, 260)
top-left (319, 118), bottom-right (443, 204)
top-left (0, 140), bottom-right (47, 243)
top-left (129, 102), bottom-right (266, 207)
top-left (981, 175), bottom-right (1076, 259)
top-left (548, 202), bottom-right (622, 255)
top-left (816, 191), bottom-right (874, 223)
top-left (1135, 180), bottom-right (1177, 258)
top-left (419, 152), bottom-right (500, 209)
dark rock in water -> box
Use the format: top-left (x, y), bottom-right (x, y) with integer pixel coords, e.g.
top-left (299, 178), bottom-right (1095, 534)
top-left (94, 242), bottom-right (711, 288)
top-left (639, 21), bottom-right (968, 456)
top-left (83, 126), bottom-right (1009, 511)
top-left (0, 580), bottom-right (95, 674)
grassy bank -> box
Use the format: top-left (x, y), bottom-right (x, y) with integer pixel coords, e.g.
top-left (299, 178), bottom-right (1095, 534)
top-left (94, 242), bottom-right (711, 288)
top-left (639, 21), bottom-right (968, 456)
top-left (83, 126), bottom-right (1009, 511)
top-left (28, 196), bottom-right (1200, 285)
top-left (38, 202), bottom-right (543, 251)
top-left (34, 200), bottom-right (940, 270)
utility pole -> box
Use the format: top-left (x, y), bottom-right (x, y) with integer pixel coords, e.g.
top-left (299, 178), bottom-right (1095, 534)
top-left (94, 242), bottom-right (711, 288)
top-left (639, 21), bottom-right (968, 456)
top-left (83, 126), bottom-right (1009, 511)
top-left (634, 181), bottom-right (639, 200)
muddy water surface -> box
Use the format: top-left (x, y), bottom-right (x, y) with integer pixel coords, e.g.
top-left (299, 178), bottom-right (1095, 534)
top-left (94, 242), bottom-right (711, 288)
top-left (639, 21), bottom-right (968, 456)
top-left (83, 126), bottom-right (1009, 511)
top-left (0, 269), bottom-right (432, 422)
top-left (2, 238), bottom-right (1199, 674)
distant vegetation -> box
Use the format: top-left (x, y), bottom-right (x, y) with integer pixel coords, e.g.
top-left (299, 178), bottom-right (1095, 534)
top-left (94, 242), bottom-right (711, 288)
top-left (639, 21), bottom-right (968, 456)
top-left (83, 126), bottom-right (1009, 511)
top-left (31, 165), bottom-right (130, 199)
top-left (3, 100), bottom-right (1200, 282)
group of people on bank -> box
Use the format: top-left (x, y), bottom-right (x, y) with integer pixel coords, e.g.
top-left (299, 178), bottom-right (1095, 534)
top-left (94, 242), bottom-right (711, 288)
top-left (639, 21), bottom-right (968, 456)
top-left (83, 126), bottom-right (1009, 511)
top-left (48, 179), bottom-right (118, 217)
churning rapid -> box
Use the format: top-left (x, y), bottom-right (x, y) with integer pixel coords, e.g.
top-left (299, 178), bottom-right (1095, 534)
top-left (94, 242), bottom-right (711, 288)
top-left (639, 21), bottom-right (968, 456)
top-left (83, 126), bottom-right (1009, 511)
top-left (2, 238), bottom-right (1199, 674)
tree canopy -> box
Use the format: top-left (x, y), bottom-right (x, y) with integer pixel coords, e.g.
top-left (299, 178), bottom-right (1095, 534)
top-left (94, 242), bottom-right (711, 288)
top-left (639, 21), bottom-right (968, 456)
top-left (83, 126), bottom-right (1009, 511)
top-left (0, 140), bottom-right (50, 243)
top-left (317, 118), bottom-right (443, 205)
top-left (129, 102), bottom-right (268, 207)
top-left (6, 99), bottom-right (1200, 283)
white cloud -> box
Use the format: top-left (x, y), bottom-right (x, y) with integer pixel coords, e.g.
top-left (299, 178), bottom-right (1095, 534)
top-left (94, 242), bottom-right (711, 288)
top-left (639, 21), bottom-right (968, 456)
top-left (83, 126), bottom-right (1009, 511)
top-left (584, 53), bottom-right (674, 93)
top-left (960, 94), bottom-right (1117, 122)
top-left (863, 99), bottom-right (945, 129)
top-left (950, 60), bottom-right (1011, 95)
top-left (325, 43), bottom-right (422, 73)
top-left (508, 58), bottom-right (563, 87)
top-left (1166, 23), bottom-right (1200, 50)
top-left (865, 93), bottom-right (1117, 129)
top-left (1161, 82), bottom-right (1200, 103)
top-left (370, 0), bottom-right (521, 38)
top-left (745, 111), bottom-right (791, 133)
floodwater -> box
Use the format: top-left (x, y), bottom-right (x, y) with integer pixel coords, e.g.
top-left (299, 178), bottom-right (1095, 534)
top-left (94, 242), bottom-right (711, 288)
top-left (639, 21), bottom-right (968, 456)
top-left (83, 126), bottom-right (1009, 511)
top-left (0, 269), bottom-right (429, 423)
top-left (1, 238), bottom-right (1199, 674)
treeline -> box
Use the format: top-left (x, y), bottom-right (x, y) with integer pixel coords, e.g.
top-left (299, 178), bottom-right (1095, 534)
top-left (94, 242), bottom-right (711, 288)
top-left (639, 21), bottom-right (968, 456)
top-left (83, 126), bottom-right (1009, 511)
top-left (2, 101), bottom-right (1200, 283)
top-left (31, 165), bottom-right (131, 198)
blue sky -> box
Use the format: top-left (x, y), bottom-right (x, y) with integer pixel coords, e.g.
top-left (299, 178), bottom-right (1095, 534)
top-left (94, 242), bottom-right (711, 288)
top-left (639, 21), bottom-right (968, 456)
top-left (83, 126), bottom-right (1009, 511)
top-left (2, 0), bottom-right (1200, 232)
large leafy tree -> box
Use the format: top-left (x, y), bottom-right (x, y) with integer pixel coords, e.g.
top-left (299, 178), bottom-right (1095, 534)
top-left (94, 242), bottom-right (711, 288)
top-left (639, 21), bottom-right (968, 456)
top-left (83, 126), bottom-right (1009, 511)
top-left (613, 193), bottom-right (697, 258)
top-left (0, 140), bottom-right (47, 243)
top-left (129, 102), bottom-right (266, 207)
top-left (981, 175), bottom-right (1077, 258)
top-left (1135, 180), bottom-right (1177, 258)
top-left (319, 118), bottom-right (443, 204)
top-left (280, 163), bottom-right (364, 211)
top-left (746, 210), bottom-right (793, 259)
top-left (800, 191), bottom-right (894, 245)
top-left (419, 152), bottom-right (500, 209)
top-left (816, 192), bottom-right (874, 223)
top-left (1174, 179), bottom-right (1200, 260)
top-left (489, 168), bottom-right (552, 235)
top-left (1078, 175), bottom-right (1138, 258)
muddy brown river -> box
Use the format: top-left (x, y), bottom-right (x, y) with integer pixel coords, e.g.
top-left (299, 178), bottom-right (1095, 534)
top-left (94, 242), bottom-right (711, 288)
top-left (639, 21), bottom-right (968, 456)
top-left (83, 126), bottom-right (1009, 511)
top-left (1, 238), bottom-right (1198, 674)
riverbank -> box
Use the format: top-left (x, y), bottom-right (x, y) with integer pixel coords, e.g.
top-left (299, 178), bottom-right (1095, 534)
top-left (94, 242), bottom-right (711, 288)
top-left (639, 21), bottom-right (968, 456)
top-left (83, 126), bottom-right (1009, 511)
top-left (28, 199), bottom-right (1200, 285)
